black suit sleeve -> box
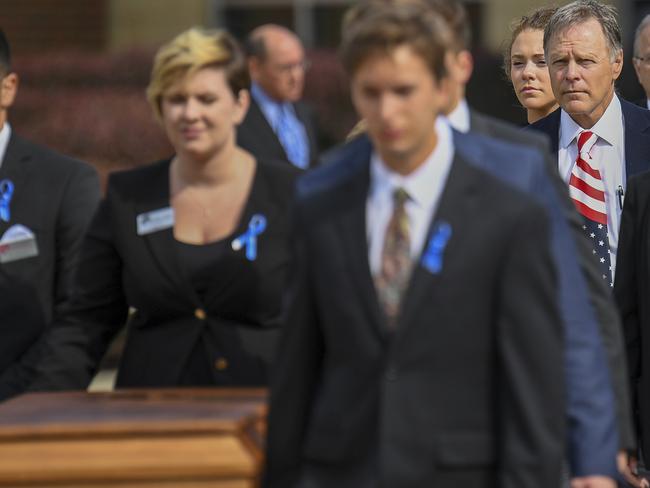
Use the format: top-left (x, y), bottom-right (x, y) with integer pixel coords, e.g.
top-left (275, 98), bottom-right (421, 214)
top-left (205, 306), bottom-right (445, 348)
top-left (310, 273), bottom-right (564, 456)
top-left (30, 192), bottom-right (129, 390)
top-left (53, 162), bottom-right (101, 317)
top-left (264, 200), bottom-right (324, 488)
top-left (498, 204), bottom-right (565, 488)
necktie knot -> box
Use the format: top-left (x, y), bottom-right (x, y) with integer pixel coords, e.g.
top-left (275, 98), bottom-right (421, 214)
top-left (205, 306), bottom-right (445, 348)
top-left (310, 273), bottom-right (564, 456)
top-left (577, 131), bottom-right (596, 159)
top-left (393, 187), bottom-right (410, 207)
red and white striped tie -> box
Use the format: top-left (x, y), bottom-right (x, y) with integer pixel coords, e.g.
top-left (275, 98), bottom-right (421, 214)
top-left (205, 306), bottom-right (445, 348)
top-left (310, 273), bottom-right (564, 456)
top-left (569, 131), bottom-right (605, 223)
top-left (568, 130), bottom-right (612, 285)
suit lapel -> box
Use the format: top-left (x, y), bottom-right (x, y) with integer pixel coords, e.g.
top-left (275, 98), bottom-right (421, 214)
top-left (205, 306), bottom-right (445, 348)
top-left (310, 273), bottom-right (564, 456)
top-left (468, 110), bottom-right (489, 135)
top-left (334, 142), bottom-right (389, 340)
top-left (294, 101), bottom-right (317, 166)
top-left (0, 134), bottom-right (35, 235)
top-left (530, 108), bottom-right (561, 154)
top-left (134, 160), bottom-right (198, 304)
top-left (249, 99), bottom-right (289, 162)
top-left (397, 153), bottom-right (479, 339)
top-left (621, 99), bottom-right (650, 179)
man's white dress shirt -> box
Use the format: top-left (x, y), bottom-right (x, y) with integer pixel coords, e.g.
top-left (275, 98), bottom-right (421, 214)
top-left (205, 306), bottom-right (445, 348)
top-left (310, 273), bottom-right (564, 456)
top-left (0, 123), bottom-right (12, 169)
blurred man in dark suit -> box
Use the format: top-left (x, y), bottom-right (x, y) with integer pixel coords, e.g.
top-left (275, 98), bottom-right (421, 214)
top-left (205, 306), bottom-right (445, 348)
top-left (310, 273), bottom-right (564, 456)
top-left (237, 24), bottom-right (318, 169)
top-left (265, 3), bottom-right (566, 487)
top-left (0, 28), bottom-right (100, 400)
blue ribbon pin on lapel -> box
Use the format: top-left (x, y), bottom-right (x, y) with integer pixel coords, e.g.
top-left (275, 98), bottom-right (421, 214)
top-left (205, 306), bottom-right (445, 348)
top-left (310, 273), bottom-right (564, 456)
top-left (421, 221), bottom-right (452, 274)
top-left (231, 214), bottom-right (267, 261)
top-left (0, 179), bottom-right (14, 223)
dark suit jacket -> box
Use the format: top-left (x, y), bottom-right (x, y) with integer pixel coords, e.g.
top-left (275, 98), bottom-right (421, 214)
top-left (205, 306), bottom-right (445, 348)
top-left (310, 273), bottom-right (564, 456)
top-left (470, 110), bottom-right (543, 145)
top-left (265, 131), bottom-right (566, 488)
top-left (471, 110), bottom-right (633, 458)
top-left (461, 125), bottom-right (620, 476)
top-left (614, 171), bottom-right (650, 466)
top-left (30, 158), bottom-right (298, 389)
top-left (321, 127), bottom-right (618, 478)
top-left (0, 133), bottom-right (100, 400)
top-left (0, 269), bottom-right (46, 374)
top-left (237, 98), bottom-right (318, 168)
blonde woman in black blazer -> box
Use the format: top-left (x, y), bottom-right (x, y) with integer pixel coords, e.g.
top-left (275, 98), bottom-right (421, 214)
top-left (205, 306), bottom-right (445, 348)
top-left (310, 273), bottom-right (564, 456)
top-left (30, 28), bottom-right (299, 390)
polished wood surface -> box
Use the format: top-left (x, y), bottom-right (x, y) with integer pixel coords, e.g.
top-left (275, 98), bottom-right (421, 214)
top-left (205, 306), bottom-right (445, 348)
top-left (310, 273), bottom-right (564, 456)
top-left (0, 388), bottom-right (267, 487)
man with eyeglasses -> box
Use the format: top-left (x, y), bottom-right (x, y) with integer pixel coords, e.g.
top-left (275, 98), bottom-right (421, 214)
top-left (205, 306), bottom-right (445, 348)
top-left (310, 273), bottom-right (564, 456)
top-left (238, 24), bottom-right (318, 169)
top-left (633, 15), bottom-right (650, 109)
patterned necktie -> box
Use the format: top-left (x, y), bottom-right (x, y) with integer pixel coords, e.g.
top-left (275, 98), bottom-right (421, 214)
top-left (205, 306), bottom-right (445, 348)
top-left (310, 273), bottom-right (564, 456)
top-left (276, 104), bottom-right (308, 169)
top-left (568, 130), bottom-right (613, 286)
top-left (374, 187), bottom-right (412, 329)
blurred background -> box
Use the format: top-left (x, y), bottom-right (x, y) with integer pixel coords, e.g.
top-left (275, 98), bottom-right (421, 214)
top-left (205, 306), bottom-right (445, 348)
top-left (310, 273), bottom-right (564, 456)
top-left (1, 0), bottom-right (648, 184)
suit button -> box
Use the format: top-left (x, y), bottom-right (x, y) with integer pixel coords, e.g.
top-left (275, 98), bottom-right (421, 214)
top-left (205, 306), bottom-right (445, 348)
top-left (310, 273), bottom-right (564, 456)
top-left (194, 308), bottom-right (206, 320)
top-left (385, 366), bottom-right (398, 381)
top-left (214, 358), bottom-right (229, 371)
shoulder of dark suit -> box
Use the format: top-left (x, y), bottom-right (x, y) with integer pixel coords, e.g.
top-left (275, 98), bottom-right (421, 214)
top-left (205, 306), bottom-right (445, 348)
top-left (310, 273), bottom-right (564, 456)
top-left (471, 110), bottom-right (552, 154)
top-left (9, 133), bottom-right (95, 176)
top-left (296, 134), bottom-right (370, 200)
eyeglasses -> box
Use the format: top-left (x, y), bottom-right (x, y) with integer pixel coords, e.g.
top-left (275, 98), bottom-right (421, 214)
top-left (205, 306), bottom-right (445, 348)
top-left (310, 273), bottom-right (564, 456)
top-left (271, 59), bottom-right (312, 75)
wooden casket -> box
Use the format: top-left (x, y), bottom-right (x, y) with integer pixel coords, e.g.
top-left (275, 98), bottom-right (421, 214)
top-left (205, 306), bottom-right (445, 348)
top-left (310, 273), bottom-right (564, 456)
top-left (0, 388), bottom-right (267, 487)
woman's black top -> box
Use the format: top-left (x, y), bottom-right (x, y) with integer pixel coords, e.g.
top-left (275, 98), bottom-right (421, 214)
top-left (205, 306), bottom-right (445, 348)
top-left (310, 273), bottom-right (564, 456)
top-left (176, 237), bottom-right (248, 386)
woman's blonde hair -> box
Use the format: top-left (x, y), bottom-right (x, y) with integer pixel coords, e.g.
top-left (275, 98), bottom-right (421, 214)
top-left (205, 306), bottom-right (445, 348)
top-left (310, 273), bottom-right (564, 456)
top-left (146, 27), bottom-right (249, 121)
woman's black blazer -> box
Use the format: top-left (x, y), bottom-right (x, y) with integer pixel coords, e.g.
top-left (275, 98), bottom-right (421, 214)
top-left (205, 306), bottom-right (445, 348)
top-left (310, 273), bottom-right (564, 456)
top-left (33, 158), bottom-right (299, 389)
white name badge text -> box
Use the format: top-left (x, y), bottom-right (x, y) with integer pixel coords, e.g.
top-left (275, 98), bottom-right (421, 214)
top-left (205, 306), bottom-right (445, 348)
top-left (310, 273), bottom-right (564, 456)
top-left (137, 207), bottom-right (175, 236)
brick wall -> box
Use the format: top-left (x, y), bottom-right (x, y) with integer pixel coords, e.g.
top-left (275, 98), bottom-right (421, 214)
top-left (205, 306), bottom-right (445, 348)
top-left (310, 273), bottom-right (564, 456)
top-left (0, 0), bottom-right (108, 53)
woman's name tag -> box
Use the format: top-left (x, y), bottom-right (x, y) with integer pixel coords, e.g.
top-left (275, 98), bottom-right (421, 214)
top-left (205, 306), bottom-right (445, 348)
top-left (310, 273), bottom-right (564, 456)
top-left (136, 207), bottom-right (175, 235)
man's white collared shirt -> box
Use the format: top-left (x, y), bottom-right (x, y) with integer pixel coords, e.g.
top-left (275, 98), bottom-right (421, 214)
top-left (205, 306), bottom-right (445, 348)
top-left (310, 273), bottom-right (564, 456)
top-left (444, 99), bottom-right (470, 134)
top-left (0, 123), bottom-right (12, 169)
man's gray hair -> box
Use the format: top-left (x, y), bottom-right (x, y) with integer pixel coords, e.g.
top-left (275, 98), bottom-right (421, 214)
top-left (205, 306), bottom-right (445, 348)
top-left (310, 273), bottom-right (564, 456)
top-left (543, 0), bottom-right (622, 61)
top-left (634, 14), bottom-right (650, 57)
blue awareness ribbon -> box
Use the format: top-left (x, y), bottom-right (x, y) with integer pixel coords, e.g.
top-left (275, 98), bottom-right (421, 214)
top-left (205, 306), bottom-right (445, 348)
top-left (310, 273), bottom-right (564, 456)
top-left (231, 214), bottom-right (267, 261)
top-left (0, 179), bottom-right (14, 223)
top-left (421, 221), bottom-right (452, 274)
